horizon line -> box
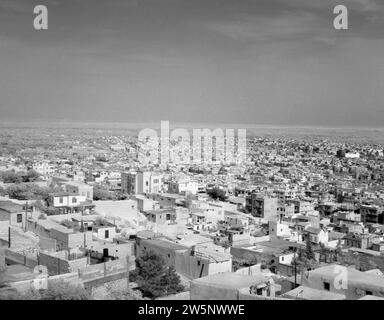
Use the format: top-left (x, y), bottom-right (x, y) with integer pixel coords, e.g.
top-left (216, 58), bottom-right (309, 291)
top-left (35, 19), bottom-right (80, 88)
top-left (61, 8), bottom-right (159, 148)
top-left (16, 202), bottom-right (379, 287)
top-left (0, 120), bottom-right (383, 131)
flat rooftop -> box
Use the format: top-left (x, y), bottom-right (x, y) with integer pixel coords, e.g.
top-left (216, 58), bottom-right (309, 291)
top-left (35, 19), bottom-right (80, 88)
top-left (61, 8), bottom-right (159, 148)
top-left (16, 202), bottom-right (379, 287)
top-left (192, 272), bottom-right (266, 289)
top-left (153, 193), bottom-right (185, 200)
top-left (283, 285), bottom-right (346, 300)
top-left (0, 201), bottom-right (23, 213)
top-left (309, 264), bottom-right (384, 289)
top-left (2, 264), bottom-right (38, 283)
top-left (358, 295), bottom-right (384, 300)
top-left (141, 238), bottom-right (188, 251)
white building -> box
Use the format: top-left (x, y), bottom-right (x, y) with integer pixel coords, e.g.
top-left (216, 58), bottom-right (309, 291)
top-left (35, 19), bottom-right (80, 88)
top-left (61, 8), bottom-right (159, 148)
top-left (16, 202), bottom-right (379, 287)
top-left (32, 161), bottom-right (55, 175)
top-left (168, 180), bottom-right (198, 195)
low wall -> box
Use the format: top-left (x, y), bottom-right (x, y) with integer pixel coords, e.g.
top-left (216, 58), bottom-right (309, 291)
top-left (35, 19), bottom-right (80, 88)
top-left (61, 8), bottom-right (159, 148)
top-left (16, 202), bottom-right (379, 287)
top-left (79, 259), bottom-right (131, 281)
top-left (5, 249), bottom-right (38, 269)
top-left (190, 280), bottom-right (241, 300)
top-left (0, 248), bottom-right (5, 268)
top-left (39, 251), bottom-right (88, 275)
top-left (339, 250), bottom-right (384, 272)
top-left (238, 288), bottom-right (290, 300)
top-left (8, 272), bottom-right (83, 294)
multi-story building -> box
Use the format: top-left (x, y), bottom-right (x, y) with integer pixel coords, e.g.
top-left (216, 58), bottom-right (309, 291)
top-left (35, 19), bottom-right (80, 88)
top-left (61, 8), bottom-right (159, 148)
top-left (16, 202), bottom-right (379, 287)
top-left (344, 232), bottom-right (380, 250)
top-left (32, 161), bottom-right (55, 176)
top-left (137, 171), bottom-right (162, 194)
top-left (121, 172), bottom-right (138, 195)
top-left (168, 180), bottom-right (198, 195)
top-left (360, 205), bottom-right (384, 225)
top-left (48, 193), bottom-right (95, 214)
top-left (246, 194), bottom-right (278, 220)
top-left (121, 171), bottom-right (162, 195)
top-left (65, 181), bottom-right (93, 200)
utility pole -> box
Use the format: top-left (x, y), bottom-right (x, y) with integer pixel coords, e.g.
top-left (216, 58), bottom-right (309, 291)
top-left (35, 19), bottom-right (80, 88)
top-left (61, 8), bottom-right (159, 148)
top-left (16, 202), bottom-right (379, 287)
top-left (126, 255), bottom-right (131, 291)
top-left (294, 248), bottom-right (297, 288)
top-left (24, 201), bottom-right (28, 232)
top-left (8, 226), bottom-right (11, 248)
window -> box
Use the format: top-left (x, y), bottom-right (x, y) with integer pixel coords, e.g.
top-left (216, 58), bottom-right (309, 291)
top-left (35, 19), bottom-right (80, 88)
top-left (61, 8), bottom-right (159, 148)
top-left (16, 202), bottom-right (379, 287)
top-left (72, 197), bottom-right (77, 203)
top-left (105, 230), bottom-right (109, 239)
top-left (59, 197), bottom-right (63, 204)
top-left (17, 214), bottom-right (22, 223)
top-left (323, 282), bottom-right (330, 291)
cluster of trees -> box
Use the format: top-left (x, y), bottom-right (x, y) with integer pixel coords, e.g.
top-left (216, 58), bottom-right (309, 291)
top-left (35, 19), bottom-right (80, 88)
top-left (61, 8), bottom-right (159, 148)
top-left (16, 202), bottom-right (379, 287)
top-left (4, 183), bottom-right (61, 202)
top-left (130, 251), bottom-right (184, 299)
top-left (232, 254), bottom-right (258, 272)
top-left (0, 278), bottom-right (91, 300)
top-left (93, 184), bottom-right (115, 200)
top-left (93, 184), bottom-right (128, 201)
top-left (95, 155), bottom-right (108, 162)
top-left (0, 170), bottom-right (40, 184)
top-left (1, 182), bottom-right (63, 215)
top-left (206, 187), bottom-right (227, 201)
top-left (291, 237), bottom-right (319, 272)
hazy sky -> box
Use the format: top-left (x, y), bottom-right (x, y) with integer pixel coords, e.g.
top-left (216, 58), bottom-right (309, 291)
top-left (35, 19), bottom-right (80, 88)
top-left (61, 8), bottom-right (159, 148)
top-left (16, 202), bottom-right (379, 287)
top-left (0, 0), bottom-right (383, 126)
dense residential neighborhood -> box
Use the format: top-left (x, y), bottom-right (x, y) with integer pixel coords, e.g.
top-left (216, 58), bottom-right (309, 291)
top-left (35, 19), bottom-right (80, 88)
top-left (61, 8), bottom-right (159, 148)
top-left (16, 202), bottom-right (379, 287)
top-left (1, 126), bottom-right (384, 300)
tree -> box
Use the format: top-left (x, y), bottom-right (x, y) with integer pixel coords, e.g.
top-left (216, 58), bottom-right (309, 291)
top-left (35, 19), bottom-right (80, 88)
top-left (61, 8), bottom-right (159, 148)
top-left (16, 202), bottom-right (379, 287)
top-left (94, 217), bottom-right (109, 227)
top-left (1, 170), bottom-right (22, 183)
top-left (0, 265), bottom-right (7, 289)
top-left (305, 236), bottom-right (315, 261)
top-left (93, 185), bottom-right (114, 200)
top-left (184, 194), bottom-right (196, 209)
top-left (114, 191), bottom-right (128, 200)
top-left (131, 251), bottom-right (184, 299)
top-left (23, 170), bottom-right (40, 183)
top-left (292, 239), bottom-right (318, 273)
top-left (0, 280), bottom-right (90, 300)
top-left (319, 243), bottom-right (328, 263)
top-left (95, 155), bottom-right (107, 162)
top-left (6, 183), bottom-right (35, 199)
top-left (232, 254), bottom-right (258, 272)
top-left (0, 288), bottom-right (28, 300)
top-left (38, 280), bottom-right (91, 300)
top-left (5, 183), bottom-right (61, 202)
top-left (207, 187), bottom-right (227, 201)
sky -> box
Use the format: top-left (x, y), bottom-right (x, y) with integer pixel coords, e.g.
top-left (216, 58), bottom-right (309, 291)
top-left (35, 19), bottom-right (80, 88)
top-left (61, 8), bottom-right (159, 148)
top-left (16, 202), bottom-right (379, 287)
top-left (0, 0), bottom-right (383, 127)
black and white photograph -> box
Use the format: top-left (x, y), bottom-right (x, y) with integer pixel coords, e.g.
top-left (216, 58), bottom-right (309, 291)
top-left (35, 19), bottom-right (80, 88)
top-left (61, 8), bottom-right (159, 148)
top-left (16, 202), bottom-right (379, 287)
top-left (0, 0), bottom-right (384, 308)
